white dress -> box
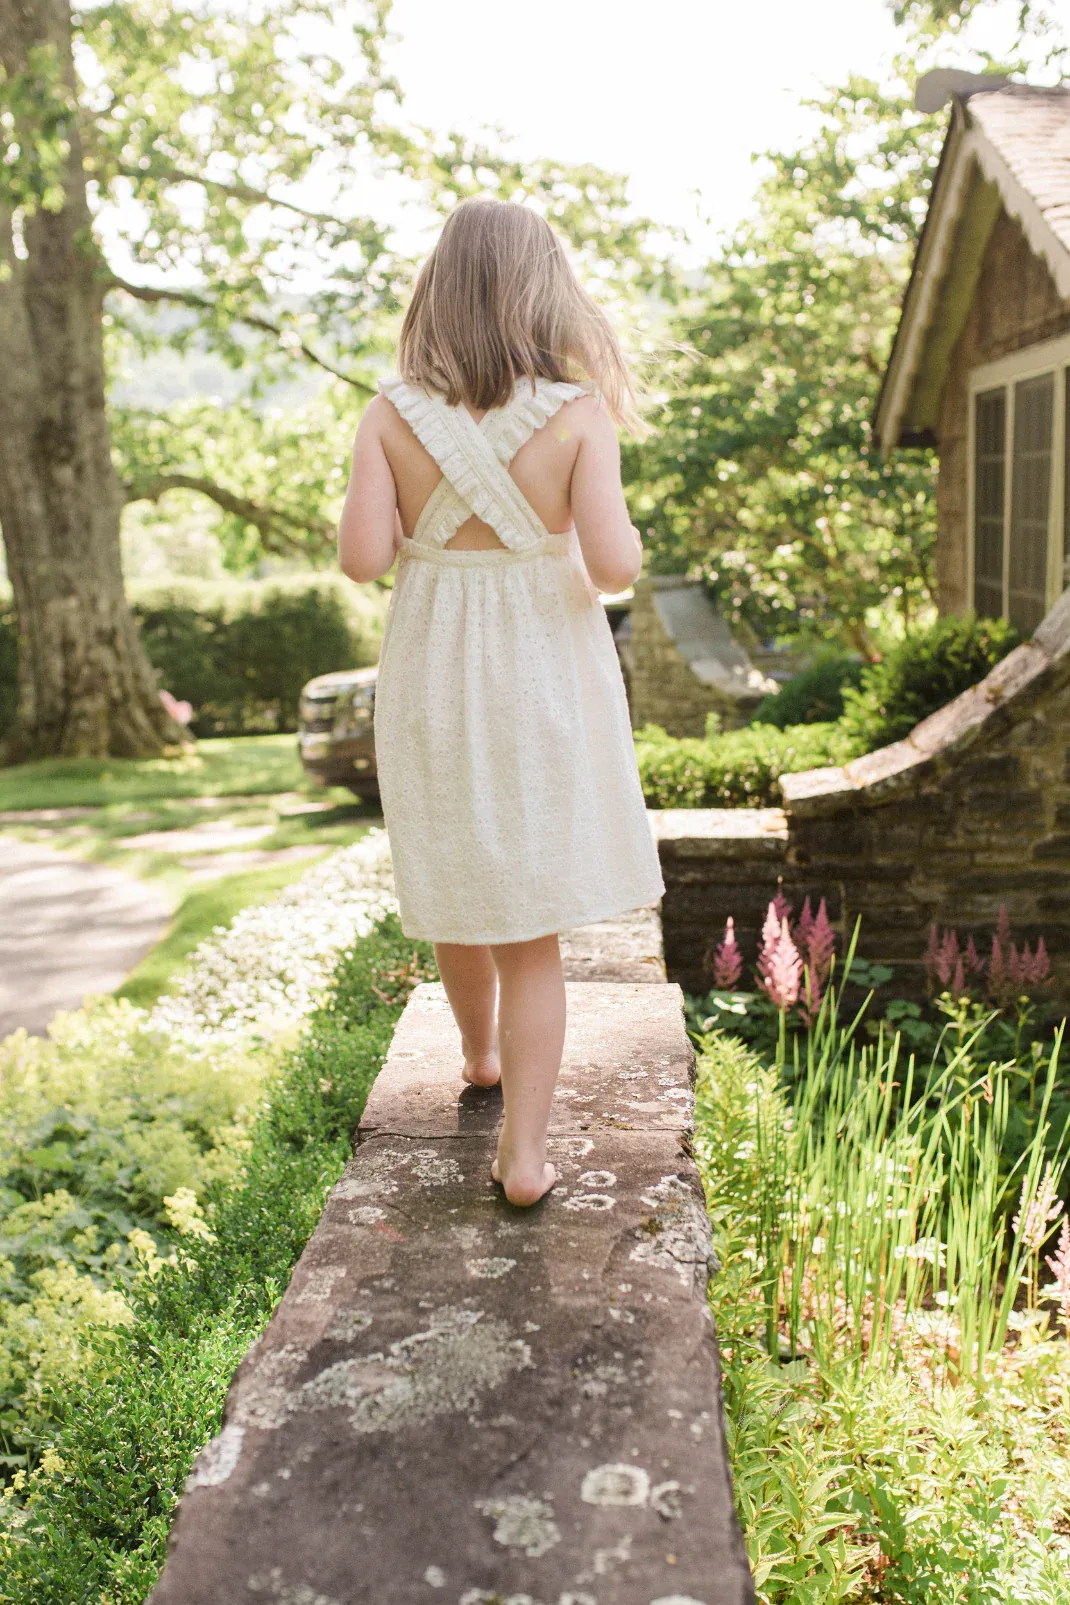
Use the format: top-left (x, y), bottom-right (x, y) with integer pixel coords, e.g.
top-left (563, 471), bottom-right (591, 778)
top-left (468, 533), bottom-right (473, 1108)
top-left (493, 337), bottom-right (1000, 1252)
top-left (373, 375), bottom-right (664, 945)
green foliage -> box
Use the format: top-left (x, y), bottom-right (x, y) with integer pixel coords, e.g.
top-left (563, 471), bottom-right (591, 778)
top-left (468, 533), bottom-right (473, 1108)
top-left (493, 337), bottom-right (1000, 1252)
top-left (640, 613), bottom-right (1021, 808)
top-left (132, 580), bottom-right (360, 737)
top-left (0, 734), bottom-right (304, 812)
top-left (839, 612), bottom-right (1019, 751)
top-left (0, 1002), bottom-right (273, 1470)
top-left (624, 66), bottom-right (944, 651)
top-left (695, 1010), bottom-right (1070, 1600)
top-left (752, 657), bottom-right (865, 729)
top-left (0, 916), bottom-right (436, 1600)
top-left (634, 721), bottom-right (855, 809)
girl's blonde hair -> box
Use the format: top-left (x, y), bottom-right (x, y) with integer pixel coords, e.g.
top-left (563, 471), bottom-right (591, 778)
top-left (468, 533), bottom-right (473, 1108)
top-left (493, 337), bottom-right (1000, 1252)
top-left (398, 198), bottom-right (642, 431)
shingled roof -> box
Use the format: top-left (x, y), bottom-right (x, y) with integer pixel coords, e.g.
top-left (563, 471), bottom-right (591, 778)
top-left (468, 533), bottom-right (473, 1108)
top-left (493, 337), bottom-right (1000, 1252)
top-left (876, 83), bottom-right (1070, 452)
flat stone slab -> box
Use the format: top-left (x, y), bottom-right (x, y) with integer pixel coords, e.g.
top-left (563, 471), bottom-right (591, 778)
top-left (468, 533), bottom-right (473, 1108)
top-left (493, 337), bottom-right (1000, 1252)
top-left (0, 837), bottom-right (172, 1036)
top-left (152, 983), bottom-right (753, 1605)
top-left (559, 903), bottom-right (665, 984)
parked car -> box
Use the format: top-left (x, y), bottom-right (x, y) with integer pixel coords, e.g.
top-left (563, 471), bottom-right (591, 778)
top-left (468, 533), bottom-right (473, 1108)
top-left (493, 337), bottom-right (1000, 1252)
top-left (297, 667), bottom-right (379, 801)
top-left (296, 589), bottom-right (635, 800)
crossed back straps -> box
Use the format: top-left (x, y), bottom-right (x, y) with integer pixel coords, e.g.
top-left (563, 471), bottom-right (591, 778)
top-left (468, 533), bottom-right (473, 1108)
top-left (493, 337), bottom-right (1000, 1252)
top-left (379, 375), bottom-right (589, 552)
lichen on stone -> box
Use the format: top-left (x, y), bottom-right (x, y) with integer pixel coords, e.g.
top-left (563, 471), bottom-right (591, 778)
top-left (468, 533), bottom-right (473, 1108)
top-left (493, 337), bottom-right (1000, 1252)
top-left (246, 1568), bottom-right (342, 1605)
top-left (185, 1423), bottom-right (244, 1490)
top-left (580, 1463), bottom-right (650, 1507)
top-left (650, 1480), bottom-right (684, 1519)
top-left (577, 1171), bottom-right (617, 1188)
top-left (476, 1493), bottom-right (561, 1557)
top-left (562, 1193), bottom-right (615, 1213)
top-left (293, 1305), bottom-right (532, 1435)
top-left (466, 1257), bottom-right (517, 1280)
top-left (630, 1177), bottom-right (716, 1289)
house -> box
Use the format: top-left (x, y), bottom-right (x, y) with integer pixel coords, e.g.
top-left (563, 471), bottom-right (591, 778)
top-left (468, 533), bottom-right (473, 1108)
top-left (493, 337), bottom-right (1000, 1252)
top-left (621, 576), bottom-right (778, 736)
top-left (876, 78), bottom-right (1070, 634)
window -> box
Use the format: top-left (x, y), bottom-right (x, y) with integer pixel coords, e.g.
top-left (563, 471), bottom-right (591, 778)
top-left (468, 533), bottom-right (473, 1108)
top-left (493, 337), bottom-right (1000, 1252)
top-left (973, 389), bottom-right (1005, 621)
top-left (969, 333), bottom-right (1070, 632)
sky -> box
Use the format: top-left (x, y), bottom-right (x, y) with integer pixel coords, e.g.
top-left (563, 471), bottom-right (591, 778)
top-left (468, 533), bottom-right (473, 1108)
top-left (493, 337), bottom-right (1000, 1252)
top-left (382, 0), bottom-right (1068, 257)
top-left (384, 0), bottom-right (903, 258)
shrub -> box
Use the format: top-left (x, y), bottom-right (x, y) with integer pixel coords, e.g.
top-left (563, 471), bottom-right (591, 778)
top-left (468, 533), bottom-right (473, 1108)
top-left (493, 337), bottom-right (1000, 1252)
top-left (0, 916), bottom-right (436, 1602)
top-left (0, 576), bottom-right (384, 742)
top-left (131, 580), bottom-right (359, 738)
top-left (752, 655), bottom-right (865, 728)
top-left (839, 612), bottom-right (1019, 753)
top-left (635, 721), bottom-right (855, 809)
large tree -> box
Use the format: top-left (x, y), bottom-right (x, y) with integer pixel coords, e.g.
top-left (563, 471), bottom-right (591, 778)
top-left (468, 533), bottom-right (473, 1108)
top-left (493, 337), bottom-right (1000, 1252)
top-left (0, 0), bottom-right (661, 760)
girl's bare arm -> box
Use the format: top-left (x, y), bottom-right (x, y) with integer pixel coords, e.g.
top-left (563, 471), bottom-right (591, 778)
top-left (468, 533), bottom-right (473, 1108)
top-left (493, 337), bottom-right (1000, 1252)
top-left (337, 399), bottom-right (399, 584)
top-left (569, 399), bottom-right (643, 594)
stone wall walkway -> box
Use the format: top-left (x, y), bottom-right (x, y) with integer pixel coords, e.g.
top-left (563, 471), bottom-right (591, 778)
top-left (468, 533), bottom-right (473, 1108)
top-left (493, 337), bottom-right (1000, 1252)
top-left (150, 916), bottom-right (753, 1605)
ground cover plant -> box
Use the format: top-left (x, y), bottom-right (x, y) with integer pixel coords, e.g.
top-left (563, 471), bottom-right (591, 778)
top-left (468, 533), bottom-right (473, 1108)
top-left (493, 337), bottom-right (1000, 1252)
top-left (692, 896), bottom-right (1070, 1602)
top-left (0, 834), bottom-right (431, 1603)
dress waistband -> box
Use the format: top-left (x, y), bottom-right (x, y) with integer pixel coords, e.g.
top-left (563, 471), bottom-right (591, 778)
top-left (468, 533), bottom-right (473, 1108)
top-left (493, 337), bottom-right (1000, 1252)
top-left (397, 531), bottom-right (572, 567)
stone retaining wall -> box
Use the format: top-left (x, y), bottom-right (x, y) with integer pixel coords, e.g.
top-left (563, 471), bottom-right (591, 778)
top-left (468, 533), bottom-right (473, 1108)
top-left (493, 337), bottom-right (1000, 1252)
top-left (151, 919), bottom-right (754, 1605)
top-left (655, 591), bottom-right (1070, 1005)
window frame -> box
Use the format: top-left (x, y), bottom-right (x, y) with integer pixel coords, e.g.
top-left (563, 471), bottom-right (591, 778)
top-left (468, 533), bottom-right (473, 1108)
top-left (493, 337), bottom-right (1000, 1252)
top-left (966, 329), bottom-right (1070, 624)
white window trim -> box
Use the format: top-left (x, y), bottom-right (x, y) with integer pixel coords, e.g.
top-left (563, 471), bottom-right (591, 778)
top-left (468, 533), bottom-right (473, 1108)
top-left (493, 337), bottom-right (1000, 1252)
top-left (966, 329), bottom-right (1070, 620)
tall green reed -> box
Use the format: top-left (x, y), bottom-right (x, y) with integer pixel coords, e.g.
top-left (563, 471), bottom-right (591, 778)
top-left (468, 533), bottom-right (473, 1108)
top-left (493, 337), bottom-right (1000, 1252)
top-left (747, 941), bottom-right (1069, 1381)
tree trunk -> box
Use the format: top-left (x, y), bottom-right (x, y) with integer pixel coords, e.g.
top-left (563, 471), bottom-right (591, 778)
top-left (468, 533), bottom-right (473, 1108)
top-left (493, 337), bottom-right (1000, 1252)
top-left (0, 0), bottom-right (180, 760)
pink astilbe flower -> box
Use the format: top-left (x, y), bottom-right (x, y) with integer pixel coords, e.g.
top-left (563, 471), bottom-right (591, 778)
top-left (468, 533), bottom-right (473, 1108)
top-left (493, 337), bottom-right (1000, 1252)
top-left (712, 917), bottom-right (743, 990)
top-left (964, 935), bottom-right (985, 977)
top-left (924, 923), bottom-right (942, 987)
top-left (1030, 937), bottom-right (1052, 987)
top-left (935, 929), bottom-right (960, 989)
top-left (951, 953), bottom-right (966, 999)
top-left (796, 897), bottom-right (816, 951)
top-left (798, 898), bottom-right (837, 1025)
top-left (988, 933), bottom-right (1008, 1004)
top-left (1044, 1216), bottom-right (1070, 1330)
top-left (772, 889), bottom-right (793, 926)
top-left (760, 899), bottom-right (782, 959)
top-left (1013, 1164), bottom-right (1063, 1254)
top-left (758, 916), bottom-right (803, 1011)
top-left (995, 903), bottom-right (1012, 956)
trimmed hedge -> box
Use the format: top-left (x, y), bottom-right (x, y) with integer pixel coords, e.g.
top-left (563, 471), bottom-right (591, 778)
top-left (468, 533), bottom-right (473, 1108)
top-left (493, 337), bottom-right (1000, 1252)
top-left (0, 916), bottom-right (435, 1603)
top-left (635, 720), bottom-right (855, 809)
top-left (0, 577), bottom-right (382, 742)
top-left (752, 655), bottom-right (865, 728)
top-left (838, 612), bottom-right (1019, 752)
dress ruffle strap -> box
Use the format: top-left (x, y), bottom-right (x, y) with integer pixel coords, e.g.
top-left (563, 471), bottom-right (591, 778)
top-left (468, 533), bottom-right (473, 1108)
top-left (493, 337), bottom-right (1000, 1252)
top-left (380, 376), bottom-right (591, 552)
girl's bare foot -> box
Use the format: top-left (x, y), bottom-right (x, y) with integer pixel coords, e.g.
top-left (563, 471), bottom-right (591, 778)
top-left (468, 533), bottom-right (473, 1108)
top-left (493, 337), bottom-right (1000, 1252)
top-left (491, 1156), bottom-right (557, 1207)
top-left (462, 1049), bottom-right (501, 1088)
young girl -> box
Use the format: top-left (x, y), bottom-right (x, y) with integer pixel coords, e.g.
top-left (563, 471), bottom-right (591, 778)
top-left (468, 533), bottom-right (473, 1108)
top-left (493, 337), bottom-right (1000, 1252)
top-left (337, 198), bottom-right (664, 1207)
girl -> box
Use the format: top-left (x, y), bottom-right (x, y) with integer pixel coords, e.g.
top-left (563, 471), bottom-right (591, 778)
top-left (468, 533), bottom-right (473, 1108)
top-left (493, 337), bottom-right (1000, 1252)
top-left (337, 197), bottom-right (664, 1207)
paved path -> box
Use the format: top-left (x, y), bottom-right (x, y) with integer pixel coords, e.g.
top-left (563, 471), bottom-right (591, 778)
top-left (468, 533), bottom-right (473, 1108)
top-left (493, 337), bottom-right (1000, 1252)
top-left (0, 837), bottom-right (172, 1036)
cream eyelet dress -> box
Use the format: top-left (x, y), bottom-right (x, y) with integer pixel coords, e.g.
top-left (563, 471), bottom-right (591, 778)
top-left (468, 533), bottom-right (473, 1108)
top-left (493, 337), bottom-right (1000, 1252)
top-left (373, 374), bottom-right (664, 946)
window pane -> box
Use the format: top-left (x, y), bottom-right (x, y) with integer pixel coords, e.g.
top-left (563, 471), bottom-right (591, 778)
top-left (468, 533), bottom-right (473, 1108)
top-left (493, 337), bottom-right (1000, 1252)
top-left (1009, 373), bottom-right (1054, 634)
top-left (973, 387), bottom-right (1005, 620)
top-left (1064, 368), bottom-right (1070, 590)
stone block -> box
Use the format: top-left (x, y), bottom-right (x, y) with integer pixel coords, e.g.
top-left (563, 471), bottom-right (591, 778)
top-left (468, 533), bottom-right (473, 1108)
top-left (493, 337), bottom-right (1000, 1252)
top-left (150, 984), bottom-right (754, 1605)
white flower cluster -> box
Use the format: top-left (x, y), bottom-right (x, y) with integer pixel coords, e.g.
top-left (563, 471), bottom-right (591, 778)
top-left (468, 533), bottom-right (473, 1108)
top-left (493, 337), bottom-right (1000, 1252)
top-left (151, 829), bottom-right (397, 1049)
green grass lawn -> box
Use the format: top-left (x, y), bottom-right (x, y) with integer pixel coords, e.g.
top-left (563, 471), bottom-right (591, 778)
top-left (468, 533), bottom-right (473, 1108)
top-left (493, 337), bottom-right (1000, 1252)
top-left (115, 855), bottom-right (331, 1008)
top-left (0, 734), bottom-right (308, 811)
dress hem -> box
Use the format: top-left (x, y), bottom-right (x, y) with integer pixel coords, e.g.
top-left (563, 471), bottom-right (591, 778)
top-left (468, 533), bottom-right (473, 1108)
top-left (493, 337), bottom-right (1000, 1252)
top-left (397, 886), bottom-right (665, 948)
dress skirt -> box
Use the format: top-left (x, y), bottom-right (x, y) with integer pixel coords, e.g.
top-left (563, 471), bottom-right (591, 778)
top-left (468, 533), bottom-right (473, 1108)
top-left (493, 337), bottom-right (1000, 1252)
top-left (373, 530), bottom-right (664, 945)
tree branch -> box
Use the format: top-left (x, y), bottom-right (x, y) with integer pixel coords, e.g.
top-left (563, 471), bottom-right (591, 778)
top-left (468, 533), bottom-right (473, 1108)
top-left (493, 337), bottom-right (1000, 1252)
top-left (106, 275), bottom-right (376, 394)
top-left (115, 162), bottom-right (358, 233)
top-left (127, 471), bottom-right (335, 554)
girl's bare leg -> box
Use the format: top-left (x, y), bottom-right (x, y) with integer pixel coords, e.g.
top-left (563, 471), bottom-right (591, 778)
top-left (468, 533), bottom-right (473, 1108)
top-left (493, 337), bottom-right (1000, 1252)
top-left (433, 942), bottom-right (501, 1087)
top-left (489, 933), bottom-right (565, 1206)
